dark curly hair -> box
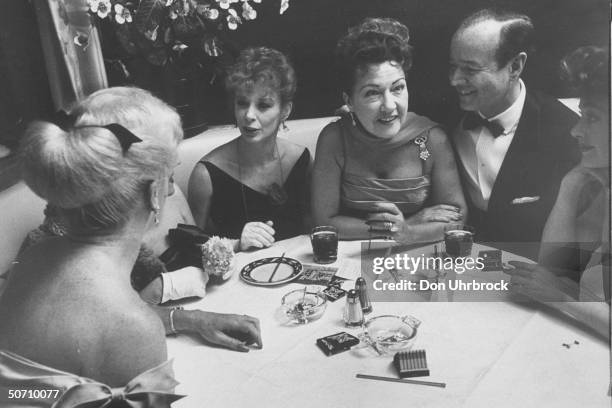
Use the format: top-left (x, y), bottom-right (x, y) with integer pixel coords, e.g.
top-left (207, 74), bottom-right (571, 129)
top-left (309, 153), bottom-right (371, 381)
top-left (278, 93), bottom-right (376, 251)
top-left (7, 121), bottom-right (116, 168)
top-left (225, 46), bottom-right (296, 106)
top-left (336, 18), bottom-right (413, 93)
top-left (561, 46), bottom-right (609, 102)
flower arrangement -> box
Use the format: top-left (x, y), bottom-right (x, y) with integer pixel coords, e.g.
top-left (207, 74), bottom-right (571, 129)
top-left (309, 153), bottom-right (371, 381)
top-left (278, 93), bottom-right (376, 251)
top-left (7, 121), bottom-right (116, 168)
top-left (201, 235), bottom-right (235, 281)
top-left (85, 0), bottom-right (290, 66)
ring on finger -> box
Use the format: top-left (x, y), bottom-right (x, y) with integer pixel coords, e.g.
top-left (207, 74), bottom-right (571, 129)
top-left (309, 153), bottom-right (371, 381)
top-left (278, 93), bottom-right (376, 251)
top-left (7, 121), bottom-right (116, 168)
top-left (385, 221), bottom-right (393, 230)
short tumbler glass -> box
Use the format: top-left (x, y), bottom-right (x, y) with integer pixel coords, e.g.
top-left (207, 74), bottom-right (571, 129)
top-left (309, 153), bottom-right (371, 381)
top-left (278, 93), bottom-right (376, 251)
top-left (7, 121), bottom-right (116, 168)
top-left (310, 226), bottom-right (338, 264)
top-left (444, 225), bottom-right (474, 258)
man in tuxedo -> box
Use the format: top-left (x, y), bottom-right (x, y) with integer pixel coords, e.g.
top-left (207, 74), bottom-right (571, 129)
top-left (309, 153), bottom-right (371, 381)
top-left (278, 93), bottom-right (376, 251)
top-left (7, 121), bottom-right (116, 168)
top-left (449, 9), bottom-right (580, 259)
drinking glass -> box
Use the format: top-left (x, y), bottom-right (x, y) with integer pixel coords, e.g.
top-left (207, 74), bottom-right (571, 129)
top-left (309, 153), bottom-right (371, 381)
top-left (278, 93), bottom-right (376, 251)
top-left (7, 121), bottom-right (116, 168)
top-left (444, 225), bottom-right (474, 258)
top-left (310, 226), bottom-right (338, 264)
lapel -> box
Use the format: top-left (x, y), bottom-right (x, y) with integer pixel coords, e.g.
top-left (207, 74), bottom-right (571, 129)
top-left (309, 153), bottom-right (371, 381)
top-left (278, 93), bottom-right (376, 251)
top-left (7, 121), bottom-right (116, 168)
top-left (487, 92), bottom-right (541, 213)
top-left (448, 117), bottom-right (474, 206)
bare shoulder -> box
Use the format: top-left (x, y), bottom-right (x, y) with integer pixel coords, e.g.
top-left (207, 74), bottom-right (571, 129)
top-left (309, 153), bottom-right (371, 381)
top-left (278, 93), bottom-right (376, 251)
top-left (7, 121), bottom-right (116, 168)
top-left (188, 155), bottom-right (215, 221)
top-left (189, 140), bottom-right (238, 188)
top-left (202, 138), bottom-right (239, 167)
top-left (91, 296), bottom-right (166, 385)
top-left (109, 299), bottom-right (165, 342)
top-left (424, 126), bottom-right (451, 150)
top-left (317, 120), bottom-right (342, 143)
top-left (560, 166), bottom-right (603, 196)
top-left (314, 120), bottom-right (343, 154)
top-left (278, 138), bottom-right (309, 162)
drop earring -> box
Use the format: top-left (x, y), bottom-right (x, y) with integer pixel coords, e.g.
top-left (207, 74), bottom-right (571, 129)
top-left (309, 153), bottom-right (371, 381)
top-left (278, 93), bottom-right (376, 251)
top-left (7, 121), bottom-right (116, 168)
top-left (349, 111), bottom-right (356, 126)
top-left (152, 189), bottom-right (160, 224)
top-left (282, 121), bottom-right (289, 132)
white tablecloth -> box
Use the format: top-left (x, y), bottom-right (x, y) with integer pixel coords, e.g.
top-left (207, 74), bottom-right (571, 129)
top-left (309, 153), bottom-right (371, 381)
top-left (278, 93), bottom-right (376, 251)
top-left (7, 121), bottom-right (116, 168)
top-left (168, 236), bottom-right (610, 408)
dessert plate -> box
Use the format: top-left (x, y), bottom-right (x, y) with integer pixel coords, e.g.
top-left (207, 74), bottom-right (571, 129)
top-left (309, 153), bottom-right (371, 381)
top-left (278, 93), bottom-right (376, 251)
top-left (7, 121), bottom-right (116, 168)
top-left (240, 256), bottom-right (303, 286)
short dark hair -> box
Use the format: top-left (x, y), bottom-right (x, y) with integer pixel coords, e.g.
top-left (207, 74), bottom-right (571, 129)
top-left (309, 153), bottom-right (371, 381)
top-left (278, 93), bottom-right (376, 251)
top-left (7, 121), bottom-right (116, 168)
top-left (457, 8), bottom-right (534, 67)
top-left (561, 46), bottom-right (609, 102)
top-left (225, 47), bottom-right (296, 106)
top-left (336, 17), bottom-right (412, 93)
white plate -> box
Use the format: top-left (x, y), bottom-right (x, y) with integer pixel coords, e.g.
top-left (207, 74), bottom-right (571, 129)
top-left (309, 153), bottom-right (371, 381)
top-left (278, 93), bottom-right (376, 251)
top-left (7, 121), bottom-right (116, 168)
top-left (240, 257), bottom-right (303, 286)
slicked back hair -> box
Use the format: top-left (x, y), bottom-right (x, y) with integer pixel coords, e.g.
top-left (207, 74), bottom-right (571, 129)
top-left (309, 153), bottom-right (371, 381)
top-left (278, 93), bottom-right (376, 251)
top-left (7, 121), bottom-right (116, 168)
top-left (457, 8), bottom-right (535, 68)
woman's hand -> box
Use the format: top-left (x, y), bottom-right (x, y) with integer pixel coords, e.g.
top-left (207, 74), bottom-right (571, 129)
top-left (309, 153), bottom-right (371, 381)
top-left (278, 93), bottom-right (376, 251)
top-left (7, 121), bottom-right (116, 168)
top-left (239, 221), bottom-right (275, 251)
top-left (504, 261), bottom-right (578, 302)
top-left (366, 202), bottom-right (415, 242)
top-left (407, 204), bottom-right (462, 224)
top-left (366, 202), bottom-right (404, 231)
top-left (183, 310), bottom-right (263, 352)
top-left (366, 202), bottom-right (462, 243)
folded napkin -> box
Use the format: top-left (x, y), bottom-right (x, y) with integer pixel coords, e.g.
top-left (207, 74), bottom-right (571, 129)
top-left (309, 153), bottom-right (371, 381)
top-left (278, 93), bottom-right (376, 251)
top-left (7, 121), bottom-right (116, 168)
top-left (160, 224), bottom-right (211, 271)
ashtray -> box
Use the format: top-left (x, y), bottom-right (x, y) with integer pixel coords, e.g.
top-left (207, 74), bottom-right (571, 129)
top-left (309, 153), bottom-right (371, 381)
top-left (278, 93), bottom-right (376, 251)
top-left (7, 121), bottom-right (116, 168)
top-left (280, 288), bottom-right (327, 324)
top-left (359, 315), bottom-right (420, 355)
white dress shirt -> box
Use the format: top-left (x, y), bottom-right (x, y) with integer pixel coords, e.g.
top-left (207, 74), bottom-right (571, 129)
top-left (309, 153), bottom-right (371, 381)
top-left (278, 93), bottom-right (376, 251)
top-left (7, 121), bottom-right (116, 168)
top-left (455, 80), bottom-right (527, 211)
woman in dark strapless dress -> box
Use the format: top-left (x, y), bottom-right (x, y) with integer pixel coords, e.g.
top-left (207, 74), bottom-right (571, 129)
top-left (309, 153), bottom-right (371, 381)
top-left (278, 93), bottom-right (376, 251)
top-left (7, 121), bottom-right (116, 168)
top-left (189, 47), bottom-right (310, 251)
top-left (201, 148), bottom-right (309, 241)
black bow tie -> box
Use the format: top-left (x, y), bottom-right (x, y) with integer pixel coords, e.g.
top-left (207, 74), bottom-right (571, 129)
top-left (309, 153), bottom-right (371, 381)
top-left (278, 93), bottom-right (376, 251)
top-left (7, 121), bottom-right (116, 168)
top-left (462, 112), bottom-right (505, 138)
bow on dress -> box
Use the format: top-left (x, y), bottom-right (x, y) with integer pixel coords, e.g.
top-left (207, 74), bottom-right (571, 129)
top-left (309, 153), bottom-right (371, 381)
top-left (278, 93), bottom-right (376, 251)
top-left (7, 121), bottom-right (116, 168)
top-left (52, 361), bottom-right (184, 408)
top-left (0, 351), bottom-right (184, 408)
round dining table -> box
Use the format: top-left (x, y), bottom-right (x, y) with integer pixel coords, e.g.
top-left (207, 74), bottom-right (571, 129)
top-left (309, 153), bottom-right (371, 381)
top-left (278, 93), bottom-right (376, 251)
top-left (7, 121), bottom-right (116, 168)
top-left (167, 235), bottom-right (610, 408)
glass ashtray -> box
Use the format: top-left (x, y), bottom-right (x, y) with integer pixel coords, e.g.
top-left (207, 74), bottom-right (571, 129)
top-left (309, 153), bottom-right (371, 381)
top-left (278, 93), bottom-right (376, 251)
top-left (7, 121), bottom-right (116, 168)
top-left (359, 315), bottom-right (420, 355)
top-left (280, 288), bottom-right (327, 324)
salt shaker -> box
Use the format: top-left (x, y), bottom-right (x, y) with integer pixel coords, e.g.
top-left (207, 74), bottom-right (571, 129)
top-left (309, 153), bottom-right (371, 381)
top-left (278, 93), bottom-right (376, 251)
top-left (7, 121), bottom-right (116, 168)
top-left (355, 277), bottom-right (372, 314)
top-left (343, 289), bottom-right (364, 327)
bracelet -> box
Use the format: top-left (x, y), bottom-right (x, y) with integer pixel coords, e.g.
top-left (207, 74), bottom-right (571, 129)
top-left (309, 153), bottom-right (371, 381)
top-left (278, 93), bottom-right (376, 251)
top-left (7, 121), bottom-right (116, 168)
top-left (168, 306), bottom-right (184, 335)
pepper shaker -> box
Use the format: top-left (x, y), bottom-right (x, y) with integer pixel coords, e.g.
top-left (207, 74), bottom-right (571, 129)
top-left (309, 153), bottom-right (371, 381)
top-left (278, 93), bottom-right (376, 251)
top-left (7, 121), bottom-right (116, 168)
top-left (343, 289), bottom-right (364, 327)
top-left (355, 277), bottom-right (372, 314)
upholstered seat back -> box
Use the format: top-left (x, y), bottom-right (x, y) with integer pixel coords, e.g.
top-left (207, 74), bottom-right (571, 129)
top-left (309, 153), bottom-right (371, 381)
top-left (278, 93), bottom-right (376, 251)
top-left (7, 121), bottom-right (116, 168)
top-left (0, 116), bottom-right (334, 275)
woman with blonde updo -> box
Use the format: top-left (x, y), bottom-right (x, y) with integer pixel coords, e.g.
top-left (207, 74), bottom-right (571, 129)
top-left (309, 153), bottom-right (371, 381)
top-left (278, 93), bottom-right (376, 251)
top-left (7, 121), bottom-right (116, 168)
top-left (313, 18), bottom-right (466, 243)
top-left (0, 87), bottom-right (260, 406)
top-left (0, 87), bottom-right (182, 405)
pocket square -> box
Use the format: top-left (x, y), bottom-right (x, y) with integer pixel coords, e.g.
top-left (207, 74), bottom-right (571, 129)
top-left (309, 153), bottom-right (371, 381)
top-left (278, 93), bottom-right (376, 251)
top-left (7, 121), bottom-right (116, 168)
top-left (511, 196), bottom-right (540, 204)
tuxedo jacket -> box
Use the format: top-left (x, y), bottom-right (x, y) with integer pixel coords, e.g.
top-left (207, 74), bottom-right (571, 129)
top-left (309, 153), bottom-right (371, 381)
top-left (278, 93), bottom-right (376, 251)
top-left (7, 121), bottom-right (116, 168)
top-left (452, 91), bottom-right (581, 260)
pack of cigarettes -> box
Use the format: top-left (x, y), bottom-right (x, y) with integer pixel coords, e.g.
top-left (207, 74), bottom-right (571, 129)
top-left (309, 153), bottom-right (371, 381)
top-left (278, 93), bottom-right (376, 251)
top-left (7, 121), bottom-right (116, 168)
top-left (322, 285), bottom-right (346, 302)
top-left (478, 249), bottom-right (502, 271)
top-left (296, 265), bottom-right (338, 285)
top-left (316, 332), bottom-right (360, 356)
top-left (393, 349), bottom-right (430, 378)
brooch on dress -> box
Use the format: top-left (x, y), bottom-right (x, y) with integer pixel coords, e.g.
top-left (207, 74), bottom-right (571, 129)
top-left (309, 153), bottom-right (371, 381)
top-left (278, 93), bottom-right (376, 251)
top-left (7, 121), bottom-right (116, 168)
top-left (414, 135), bottom-right (430, 161)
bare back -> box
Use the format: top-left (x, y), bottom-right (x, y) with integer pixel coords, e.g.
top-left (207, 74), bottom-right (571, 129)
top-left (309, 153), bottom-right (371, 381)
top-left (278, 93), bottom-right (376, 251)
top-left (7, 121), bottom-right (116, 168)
top-left (0, 237), bottom-right (166, 386)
